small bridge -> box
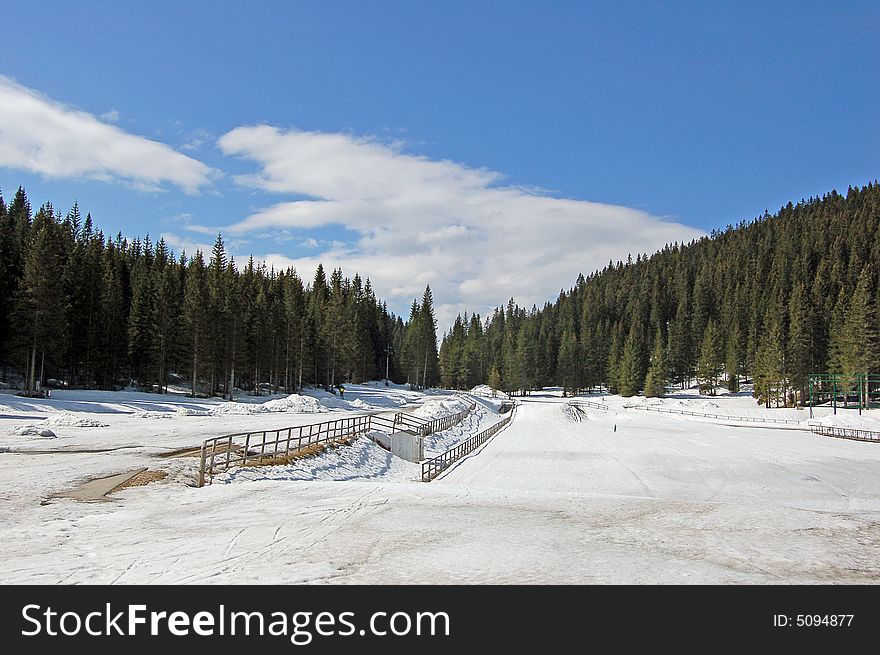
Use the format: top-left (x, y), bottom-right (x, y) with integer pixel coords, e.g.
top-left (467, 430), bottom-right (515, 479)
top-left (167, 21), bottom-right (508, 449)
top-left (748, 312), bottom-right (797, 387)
top-left (197, 401), bottom-right (476, 486)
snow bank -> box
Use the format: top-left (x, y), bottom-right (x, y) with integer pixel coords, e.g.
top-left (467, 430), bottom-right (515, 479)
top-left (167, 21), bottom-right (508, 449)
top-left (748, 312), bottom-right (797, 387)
top-left (411, 395), bottom-right (474, 421)
top-left (131, 411), bottom-right (176, 419)
top-left (43, 413), bottom-right (109, 428)
top-left (470, 385), bottom-right (507, 399)
top-left (7, 425), bottom-right (56, 438)
top-left (262, 394), bottom-right (328, 414)
top-left (215, 436), bottom-right (419, 484)
top-left (174, 407), bottom-right (211, 417)
top-left (210, 394), bottom-right (329, 415)
top-left (422, 402), bottom-right (505, 455)
top-left (811, 412), bottom-right (880, 431)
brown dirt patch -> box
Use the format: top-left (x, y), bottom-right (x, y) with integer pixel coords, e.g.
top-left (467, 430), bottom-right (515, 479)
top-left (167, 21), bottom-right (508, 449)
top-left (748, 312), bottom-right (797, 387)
top-left (110, 469), bottom-right (168, 492)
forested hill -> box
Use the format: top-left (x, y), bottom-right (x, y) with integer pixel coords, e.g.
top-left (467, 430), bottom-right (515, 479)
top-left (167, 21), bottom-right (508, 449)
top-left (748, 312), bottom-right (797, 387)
top-left (440, 182), bottom-right (880, 406)
top-left (0, 186), bottom-right (442, 395)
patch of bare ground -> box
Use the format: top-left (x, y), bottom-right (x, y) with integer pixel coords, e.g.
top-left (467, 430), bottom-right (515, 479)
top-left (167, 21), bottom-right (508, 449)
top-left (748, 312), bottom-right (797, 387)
top-left (111, 469), bottom-right (168, 492)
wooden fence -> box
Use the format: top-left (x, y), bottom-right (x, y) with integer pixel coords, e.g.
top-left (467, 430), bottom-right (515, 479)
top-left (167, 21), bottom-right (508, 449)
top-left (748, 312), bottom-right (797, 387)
top-left (567, 399), bottom-right (613, 413)
top-left (197, 400), bottom-right (476, 486)
top-left (421, 404), bottom-right (516, 482)
top-left (621, 403), bottom-right (803, 425)
top-left (808, 424), bottom-right (880, 443)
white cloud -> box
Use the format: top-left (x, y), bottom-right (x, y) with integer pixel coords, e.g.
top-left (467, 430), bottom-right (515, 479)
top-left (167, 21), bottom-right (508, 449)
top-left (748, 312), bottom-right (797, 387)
top-left (180, 128), bottom-right (213, 152)
top-left (99, 109), bottom-right (120, 123)
top-left (213, 126), bottom-right (705, 330)
top-left (0, 76), bottom-right (214, 193)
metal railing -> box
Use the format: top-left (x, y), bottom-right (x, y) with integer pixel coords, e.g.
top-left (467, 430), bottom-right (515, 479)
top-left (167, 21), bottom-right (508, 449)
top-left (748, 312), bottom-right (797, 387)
top-left (197, 400), bottom-right (476, 486)
top-left (808, 424), bottom-right (880, 443)
top-left (421, 404), bottom-right (516, 482)
top-left (621, 403), bottom-right (803, 425)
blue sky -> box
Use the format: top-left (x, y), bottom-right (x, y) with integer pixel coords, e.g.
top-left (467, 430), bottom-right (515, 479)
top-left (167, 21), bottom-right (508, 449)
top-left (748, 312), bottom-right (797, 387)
top-left (1, 1), bottom-right (877, 327)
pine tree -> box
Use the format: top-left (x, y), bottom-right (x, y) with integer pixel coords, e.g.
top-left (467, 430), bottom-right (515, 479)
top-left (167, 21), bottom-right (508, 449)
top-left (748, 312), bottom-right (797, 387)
top-left (487, 365), bottom-right (502, 397)
top-left (401, 299), bottom-right (423, 387)
top-left (697, 319), bottom-right (724, 395)
top-left (786, 283), bottom-right (812, 405)
top-left (754, 310), bottom-right (785, 408)
top-left (830, 266), bottom-right (880, 403)
top-left (643, 328), bottom-right (668, 397)
top-left (15, 206), bottom-right (67, 393)
top-left (184, 250), bottom-right (209, 396)
top-left (557, 325), bottom-right (581, 396)
top-left (668, 296), bottom-right (693, 388)
top-left (419, 285), bottom-right (440, 387)
top-left (128, 242), bottom-right (156, 389)
top-left (207, 234), bottom-right (229, 395)
top-left (606, 325), bottom-right (623, 394)
top-left (725, 323), bottom-right (741, 393)
top-left (617, 328), bottom-right (642, 397)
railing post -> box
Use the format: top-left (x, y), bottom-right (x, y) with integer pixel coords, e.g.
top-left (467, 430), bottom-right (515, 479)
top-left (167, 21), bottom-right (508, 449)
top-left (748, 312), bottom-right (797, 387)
top-left (198, 443), bottom-right (207, 487)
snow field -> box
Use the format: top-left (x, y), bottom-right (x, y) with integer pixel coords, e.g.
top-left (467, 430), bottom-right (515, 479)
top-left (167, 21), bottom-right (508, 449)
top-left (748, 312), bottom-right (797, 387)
top-left (1, 384), bottom-right (879, 583)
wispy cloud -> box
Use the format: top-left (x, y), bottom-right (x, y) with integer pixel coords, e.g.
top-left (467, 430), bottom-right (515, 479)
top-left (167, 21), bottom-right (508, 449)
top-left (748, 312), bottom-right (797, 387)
top-left (179, 127), bottom-right (213, 152)
top-left (214, 125), bottom-right (705, 328)
top-left (99, 109), bottom-right (120, 123)
top-left (0, 75), bottom-right (215, 193)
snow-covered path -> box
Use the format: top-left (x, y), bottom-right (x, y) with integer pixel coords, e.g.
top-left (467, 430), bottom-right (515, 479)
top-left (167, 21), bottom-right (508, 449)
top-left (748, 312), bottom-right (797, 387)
top-left (3, 392), bottom-right (880, 584)
top-left (441, 394), bottom-right (880, 512)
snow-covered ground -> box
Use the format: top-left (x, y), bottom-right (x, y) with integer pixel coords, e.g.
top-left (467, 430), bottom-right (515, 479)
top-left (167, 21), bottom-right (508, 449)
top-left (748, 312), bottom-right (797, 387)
top-left (1, 385), bottom-right (879, 584)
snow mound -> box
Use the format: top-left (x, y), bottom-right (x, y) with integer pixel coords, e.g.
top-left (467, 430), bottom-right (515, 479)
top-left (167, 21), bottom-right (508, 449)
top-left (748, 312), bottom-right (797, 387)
top-left (8, 425), bottom-right (57, 438)
top-left (43, 413), bottom-right (109, 428)
top-left (211, 394), bottom-right (329, 415)
top-left (349, 398), bottom-right (371, 409)
top-left (131, 411), bottom-right (175, 419)
top-left (470, 384), bottom-right (507, 398)
top-left (261, 394), bottom-right (328, 413)
top-left (175, 407), bottom-right (211, 417)
top-left (412, 395), bottom-right (474, 421)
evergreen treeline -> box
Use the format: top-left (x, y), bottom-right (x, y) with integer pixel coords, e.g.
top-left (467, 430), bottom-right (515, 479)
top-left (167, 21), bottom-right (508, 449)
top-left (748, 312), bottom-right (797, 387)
top-left (440, 182), bottom-right (880, 407)
top-left (0, 186), bottom-right (441, 396)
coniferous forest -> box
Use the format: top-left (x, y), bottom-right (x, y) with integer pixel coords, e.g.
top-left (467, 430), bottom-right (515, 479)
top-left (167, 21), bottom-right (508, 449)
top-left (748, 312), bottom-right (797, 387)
top-left (439, 182), bottom-right (880, 407)
top-left (2, 182), bottom-right (879, 407)
top-left (0, 186), bottom-right (442, 397)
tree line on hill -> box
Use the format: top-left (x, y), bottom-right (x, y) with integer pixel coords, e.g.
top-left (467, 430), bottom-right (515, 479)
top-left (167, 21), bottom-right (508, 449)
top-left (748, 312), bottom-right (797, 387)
top-left (0, 186), bottom-right (441, 397)
top-left (4, 181), bottom-right (877, 407)
top-left (440, 182), bottom-right (880, 407)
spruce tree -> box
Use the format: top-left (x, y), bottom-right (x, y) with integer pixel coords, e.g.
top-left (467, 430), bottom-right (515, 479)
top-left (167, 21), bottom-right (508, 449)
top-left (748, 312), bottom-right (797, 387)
top-left (418, 286), bottom-right (440, 387)
top-left (557, 325), bottom-right (581, 396)
top-left (697, 319), bottom-right (724, 395)
top-left (487, 365), bottom-right (502, 396)
top-left (754, 310), bottom-right (786, 408)
top-left (184, 251), bottom-right (209, 396)
top-left (725, 323), bottom-right (741, 393)
top-left (617, 328), bottom-right (642, 397)
top-left (786, 283), bottom-right (812, 405)
top-left (643, 328), bottom-right (668, 397)
top-left (15, 206), bottom-right (66, 393)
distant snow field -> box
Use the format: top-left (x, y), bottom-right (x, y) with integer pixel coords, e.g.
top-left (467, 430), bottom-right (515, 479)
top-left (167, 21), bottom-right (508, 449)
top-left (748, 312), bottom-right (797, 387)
top-left (1, 383), bottom-right (879, 584)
